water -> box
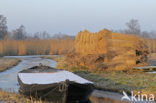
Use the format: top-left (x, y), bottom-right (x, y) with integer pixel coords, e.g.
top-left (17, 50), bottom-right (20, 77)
top-left (90, 90), bottom-right (129, 103)
top-left (0, 55), bottom-right (57, 92)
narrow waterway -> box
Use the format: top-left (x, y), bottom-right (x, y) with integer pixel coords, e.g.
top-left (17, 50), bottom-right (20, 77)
top-left (0, 56), bottom-right (153, 103)
top-left (0, 55), bottom-right (57, 92)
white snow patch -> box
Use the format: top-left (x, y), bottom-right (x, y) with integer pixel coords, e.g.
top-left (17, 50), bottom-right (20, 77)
top-left (18, 71), bottom-right (93, 84)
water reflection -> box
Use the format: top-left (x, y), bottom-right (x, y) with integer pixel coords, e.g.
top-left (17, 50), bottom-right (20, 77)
top-left (90, 90), bottom-right (128, 103)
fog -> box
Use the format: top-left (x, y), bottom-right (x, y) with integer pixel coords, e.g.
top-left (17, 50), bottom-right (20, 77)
top-left (0, 0), bottom-right (156, 35)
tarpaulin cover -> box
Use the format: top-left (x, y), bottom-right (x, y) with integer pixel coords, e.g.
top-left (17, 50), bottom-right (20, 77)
top-left (18, 71), bottom-right (93, 85)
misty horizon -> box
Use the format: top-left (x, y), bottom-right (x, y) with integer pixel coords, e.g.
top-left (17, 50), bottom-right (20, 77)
top-left (0, 0), bottom-right (156, 36)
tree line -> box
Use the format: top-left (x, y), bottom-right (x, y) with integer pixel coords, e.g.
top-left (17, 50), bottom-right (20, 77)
top-left (113, 19), bottom-right (156, 38)
top-left (0, 14), bottom-right (74, 40)
top-left (1, 14), bottom-right (156, 40)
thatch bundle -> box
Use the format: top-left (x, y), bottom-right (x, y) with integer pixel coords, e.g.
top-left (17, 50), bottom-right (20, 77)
top-left (72, 29), bottom-right (149, 70)
top-left (75, 29), bottom-right (109, 55)
top-left (146, 39), bottom-right (156, 53)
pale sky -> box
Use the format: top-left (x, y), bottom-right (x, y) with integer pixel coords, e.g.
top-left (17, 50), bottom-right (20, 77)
top-left (0, 0), bottom-right (156, 35)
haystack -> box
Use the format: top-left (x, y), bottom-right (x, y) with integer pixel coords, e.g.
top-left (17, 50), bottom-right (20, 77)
top-left (69, 29), bottom-right (149, 70)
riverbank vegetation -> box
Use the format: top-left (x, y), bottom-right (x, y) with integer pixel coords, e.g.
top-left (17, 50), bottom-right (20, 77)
top-left (0, 39), bottom-right (74, 56)
top-left (48, 55), bottom-right (156, 100)
top-left (0, 90), bottom-right (51, 103)
top-left (0, 58), bottom-right (21, 72)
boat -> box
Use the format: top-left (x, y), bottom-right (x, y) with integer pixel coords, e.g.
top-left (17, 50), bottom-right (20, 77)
top-left (17, 64), bottom-right (94, 103)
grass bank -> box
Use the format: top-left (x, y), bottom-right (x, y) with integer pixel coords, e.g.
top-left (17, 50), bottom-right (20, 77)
top-left (0, 58), bottom-right (21, 72)
top-left (46, 55), bottom-right (156, 99)
top-left (0, 90), bottom-right (51, 103)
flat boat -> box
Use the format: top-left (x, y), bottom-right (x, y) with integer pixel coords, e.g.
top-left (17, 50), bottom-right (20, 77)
top-left (17, 65), bottom-right (94, 103)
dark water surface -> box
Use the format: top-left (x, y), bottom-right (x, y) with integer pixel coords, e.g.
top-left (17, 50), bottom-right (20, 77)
top-left (0, 56), bottom-right (140, 103)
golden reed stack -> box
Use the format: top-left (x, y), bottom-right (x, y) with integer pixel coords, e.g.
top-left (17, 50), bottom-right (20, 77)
top-left (74, 29), bottom-right (152, 70)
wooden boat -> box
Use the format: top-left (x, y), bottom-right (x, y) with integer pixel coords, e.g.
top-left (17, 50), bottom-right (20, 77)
top-left (17, 65), bottom-right (94, 103)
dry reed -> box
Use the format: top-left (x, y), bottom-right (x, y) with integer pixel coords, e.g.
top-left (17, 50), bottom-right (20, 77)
top-left (0, 39), bottom-right (74, 56)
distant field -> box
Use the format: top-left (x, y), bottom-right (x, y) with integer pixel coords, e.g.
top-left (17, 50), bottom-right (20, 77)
top-left (0, 58), bottom-right (20, 72)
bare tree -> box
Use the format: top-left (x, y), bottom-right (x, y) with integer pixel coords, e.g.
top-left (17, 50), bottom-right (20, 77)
top-left (33, 32), bottom-right (40, 39)
top-left (0, 15), bottom-right (8, 40)
top-left (141, 31), bottom-right (149, 38)
top-left (12, 25), bottom-right (27, 40)
top-left (42, 31), bottom-right (50, 39)
top-left (33, 31), bottom-right (50, 39)
top-left (125, 19), bottom-right (141, 35)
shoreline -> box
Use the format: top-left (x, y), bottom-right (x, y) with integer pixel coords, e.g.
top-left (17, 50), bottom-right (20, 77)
top-left (0, 58), bottom-right (21, 72)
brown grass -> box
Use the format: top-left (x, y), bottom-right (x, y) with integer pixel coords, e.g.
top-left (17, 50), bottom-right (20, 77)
top-left (0, 39), bottom-right (74, 56)
top-left (146, 39), bottom-right (156, 53)
top-left (0, 58), bottom-right (20, 72)
top-left (0, 90), bottom-right (51, 103)
top-left (53, 55), bottom-right (156, 100)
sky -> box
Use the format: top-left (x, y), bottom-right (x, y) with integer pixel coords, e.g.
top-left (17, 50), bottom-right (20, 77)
top-left (0, 0), bottom-right (156, 35)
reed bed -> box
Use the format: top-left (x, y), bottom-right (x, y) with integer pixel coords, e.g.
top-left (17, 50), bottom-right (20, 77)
top-left (0, 39), bottom-right (74, 56)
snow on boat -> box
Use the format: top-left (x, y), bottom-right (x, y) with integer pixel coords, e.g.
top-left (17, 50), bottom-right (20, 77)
top-left (17, 65), bottom-right (94, 103)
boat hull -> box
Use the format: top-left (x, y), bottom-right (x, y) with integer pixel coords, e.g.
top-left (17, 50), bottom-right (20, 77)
top-left (18, 76), bottom-right (94, 103)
